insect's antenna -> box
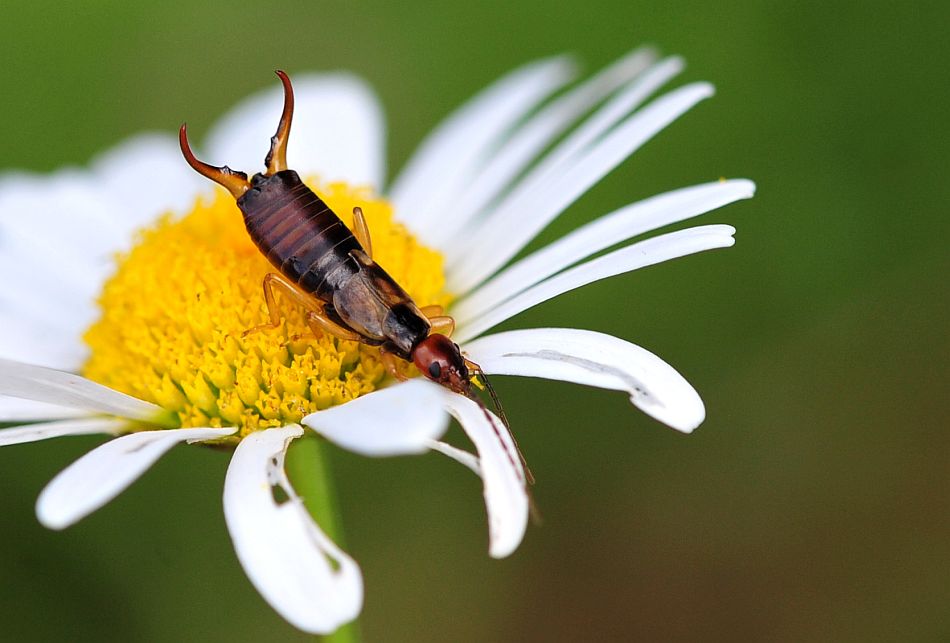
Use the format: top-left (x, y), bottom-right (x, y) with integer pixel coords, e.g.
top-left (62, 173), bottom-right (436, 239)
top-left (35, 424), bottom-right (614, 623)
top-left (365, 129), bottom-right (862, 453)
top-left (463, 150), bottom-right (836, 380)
top-left (478, 369), bottom-right (510, 430)
top-left (462, 386), bottom-right (540, 522)
top-left (179, 124), bottom-right (250, 198)
top-left (265, 70), bottom-right (295, 175)
top-left (463, 382), bottom-right (536, 487)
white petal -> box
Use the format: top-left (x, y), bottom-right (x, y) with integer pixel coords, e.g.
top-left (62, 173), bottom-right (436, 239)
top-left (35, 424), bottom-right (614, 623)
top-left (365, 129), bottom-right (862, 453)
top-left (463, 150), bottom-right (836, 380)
top-left (224, 425), bottom-right (362, 634)
top-left (0, 396), bottom-right (88, 422)
top-left (447, 80), bottom-right (713, 294)
top-left (36, 426), bottom-right (234, 529)
top-left (0, 171), bottom-right (126, 271)
top-left (90, 133), bottom-right (208, 229)
top-left (0, 173), bottom-right (118, 336)
top-left (454, 179), bottom-right (756, 324)
top-left (439, 56), bottom-right (683, 264)
top-left (0, 358), bottom-right (165, 421)
top-left (0, 266), bottom-right (97, 349)
top-left (302, 380), bottom-right (448, 456)
top-left (0, 417), bottom-right (126, 446)
top-left (0, 133), bottom-right (205, 367)
top-left (454, 224), bottom-right (736, 343)
top-left (206, 73), bottom-right (385, 189)
top-left (0, 312), bottom-right (88, 370)
top-left (426, 439), bottom-right (481, 475)
top-left (0, 227), bottom-right (99, 319)
top-left (463, 328), bottom-right (705, 432)
top-left (441, 391), bottom-right (528, 558)
top-left (390, 55), bottom-right (577, 230)
top-left (424, 48), bottom-right (661, 249)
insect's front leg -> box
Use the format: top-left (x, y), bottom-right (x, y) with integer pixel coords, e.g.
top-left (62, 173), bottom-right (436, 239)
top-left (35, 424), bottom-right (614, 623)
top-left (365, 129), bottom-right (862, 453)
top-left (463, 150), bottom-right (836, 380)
top-left (379, 348), bottom-right (408, 381)
top-left (419, 304), bottom-right (456, 337)
top-left (427, 316), bottom-right (456, 337)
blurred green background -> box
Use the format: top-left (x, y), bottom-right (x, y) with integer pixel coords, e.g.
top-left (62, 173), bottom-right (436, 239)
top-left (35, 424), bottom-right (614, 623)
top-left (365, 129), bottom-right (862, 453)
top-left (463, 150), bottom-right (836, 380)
top-left (1, 1), bottom-right (947, 641)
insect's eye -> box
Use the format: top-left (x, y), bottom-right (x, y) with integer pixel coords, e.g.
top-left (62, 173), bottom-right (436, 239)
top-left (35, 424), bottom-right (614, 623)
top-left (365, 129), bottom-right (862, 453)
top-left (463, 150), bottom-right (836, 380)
top-left (428, 362), bottom-right (442, 379)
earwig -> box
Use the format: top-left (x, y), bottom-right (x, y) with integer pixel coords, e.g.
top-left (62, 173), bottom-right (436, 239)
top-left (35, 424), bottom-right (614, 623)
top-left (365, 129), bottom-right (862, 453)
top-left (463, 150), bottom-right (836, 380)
top-left (179, 71), bottom-right (532, 486)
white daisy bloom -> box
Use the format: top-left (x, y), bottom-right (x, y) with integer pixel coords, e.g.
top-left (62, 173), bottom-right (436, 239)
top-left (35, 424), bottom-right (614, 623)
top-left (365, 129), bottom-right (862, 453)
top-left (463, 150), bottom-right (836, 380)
top-left (0, 48), bottom-right (754, 634)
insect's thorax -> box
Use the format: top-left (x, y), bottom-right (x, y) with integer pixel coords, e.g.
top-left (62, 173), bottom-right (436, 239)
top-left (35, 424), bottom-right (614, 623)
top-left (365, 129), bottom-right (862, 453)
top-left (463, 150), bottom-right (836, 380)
top-left (236, 170), bottom-right (431, 359)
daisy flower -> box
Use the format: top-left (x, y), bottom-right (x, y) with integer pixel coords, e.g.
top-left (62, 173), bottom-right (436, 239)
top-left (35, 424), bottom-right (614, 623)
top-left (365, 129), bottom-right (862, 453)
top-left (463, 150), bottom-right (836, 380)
top-left (0, 48), bottom-right (754, 634)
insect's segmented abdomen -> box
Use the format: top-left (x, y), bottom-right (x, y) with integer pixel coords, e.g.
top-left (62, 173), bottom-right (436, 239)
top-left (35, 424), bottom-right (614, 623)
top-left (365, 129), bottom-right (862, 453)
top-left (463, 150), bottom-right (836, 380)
top-left (238, 171), bottom-right (361, 301)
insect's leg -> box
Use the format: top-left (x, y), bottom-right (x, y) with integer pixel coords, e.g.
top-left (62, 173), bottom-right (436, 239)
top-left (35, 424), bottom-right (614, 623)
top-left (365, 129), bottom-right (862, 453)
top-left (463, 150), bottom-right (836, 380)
top-left (283, 331), bottom-right (318, 346)
top-left (464, 357), bottom-right (534, 485)
top-left (352, 207), bottom-right (373, 259)
top-left (243, 273), bottom-right (289, 337)
top-left (379, 348), bottom-right (408, 381)
top-left (427, 316), bottom-right (456, 337)
top-left (419, 304), bottom-right (444, 317)
top-left (243, 272), bottom-right (322, 338)
top-left (304, 308), bottom-right (362, 342)
top-left (419, 304), bottom-right (455, 337)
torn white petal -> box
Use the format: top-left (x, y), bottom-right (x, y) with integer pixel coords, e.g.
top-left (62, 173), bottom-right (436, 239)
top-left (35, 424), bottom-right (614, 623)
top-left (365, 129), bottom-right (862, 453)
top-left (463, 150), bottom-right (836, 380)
top-left (454, 224), bottom-right (736, 343)
top-left (441, 391), bottom-right (528, 559)
top-left (464, 328), bottom-right (705, 433)
top-left (0, 358), bottom-right (165, 421)
top-left (454, 179), bottom-right (756, 324)
top-left (302, 380), bottom-right (449, 457)
top-left (36, 426), bottom-right (234, 530)
top-left (0, 417), bottom-right (126, 447)
top-left (224, 425), bottom-right (362, 634)
top-left (391, 55), bottom-right (577, 231)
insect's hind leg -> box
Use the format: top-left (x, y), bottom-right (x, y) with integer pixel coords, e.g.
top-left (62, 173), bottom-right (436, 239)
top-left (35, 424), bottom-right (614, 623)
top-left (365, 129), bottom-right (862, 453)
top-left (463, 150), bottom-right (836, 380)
top-left (243, 272), bottom-right (324, 338)
top-left (352, 207), bottom-right (373, 259)
top-left (304, 308), bottom-right (362, 342)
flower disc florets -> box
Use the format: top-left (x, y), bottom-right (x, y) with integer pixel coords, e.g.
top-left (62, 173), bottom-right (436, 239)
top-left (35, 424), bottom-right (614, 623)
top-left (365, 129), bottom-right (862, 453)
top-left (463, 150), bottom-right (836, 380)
top-left (83, 180), bottom-right (448, 438)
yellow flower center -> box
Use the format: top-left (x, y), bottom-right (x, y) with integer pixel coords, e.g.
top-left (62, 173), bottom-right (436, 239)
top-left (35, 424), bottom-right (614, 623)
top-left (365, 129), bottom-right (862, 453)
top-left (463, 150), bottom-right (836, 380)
top-left (83, 181), bottom-right (448, 439)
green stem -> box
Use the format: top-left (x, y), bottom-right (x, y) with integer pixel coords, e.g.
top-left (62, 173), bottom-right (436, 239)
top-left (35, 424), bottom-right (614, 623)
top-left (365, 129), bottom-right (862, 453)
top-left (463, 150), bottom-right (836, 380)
top-left (285, 434), bottom-right (363, 643)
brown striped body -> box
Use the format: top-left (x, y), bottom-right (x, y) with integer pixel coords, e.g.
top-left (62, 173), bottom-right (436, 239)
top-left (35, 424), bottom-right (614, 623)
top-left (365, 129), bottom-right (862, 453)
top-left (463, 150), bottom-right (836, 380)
top-left (237, 170), bottom-right (431, 358)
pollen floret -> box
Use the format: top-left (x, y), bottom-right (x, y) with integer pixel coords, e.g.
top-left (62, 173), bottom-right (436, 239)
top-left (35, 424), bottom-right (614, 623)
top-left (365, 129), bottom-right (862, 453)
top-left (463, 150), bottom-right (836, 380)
top-left (83, 181), bottom-right (448, 438)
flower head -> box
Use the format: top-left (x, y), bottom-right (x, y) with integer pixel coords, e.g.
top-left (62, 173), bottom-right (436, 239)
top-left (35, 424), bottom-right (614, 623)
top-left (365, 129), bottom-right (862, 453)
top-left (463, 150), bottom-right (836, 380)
top-left (0, 48), bottom-right (754, 633)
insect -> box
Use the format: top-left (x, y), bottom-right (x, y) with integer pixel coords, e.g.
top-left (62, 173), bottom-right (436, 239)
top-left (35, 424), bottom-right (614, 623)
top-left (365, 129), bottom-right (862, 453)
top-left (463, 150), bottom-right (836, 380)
top-left (179, 71), bottom-right (531, 482)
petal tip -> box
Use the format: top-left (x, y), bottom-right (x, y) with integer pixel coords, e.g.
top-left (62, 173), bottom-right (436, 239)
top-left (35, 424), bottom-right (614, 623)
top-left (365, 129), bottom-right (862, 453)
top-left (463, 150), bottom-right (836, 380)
top-left (489, 533), bottom-right (524, 559)
top-left (35, 493), bottom-right (71, 531)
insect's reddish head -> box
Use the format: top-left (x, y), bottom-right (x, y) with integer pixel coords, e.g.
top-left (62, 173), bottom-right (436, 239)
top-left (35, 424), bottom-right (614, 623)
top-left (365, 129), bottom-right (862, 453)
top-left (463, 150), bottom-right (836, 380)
top-left (412, 334), bottom-right (470, 394)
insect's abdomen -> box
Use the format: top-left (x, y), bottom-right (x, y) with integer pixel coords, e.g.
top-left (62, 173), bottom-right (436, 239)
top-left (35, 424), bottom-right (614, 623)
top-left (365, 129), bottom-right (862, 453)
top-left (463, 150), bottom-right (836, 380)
top-left (237, 170), bottom-right (360, 301)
